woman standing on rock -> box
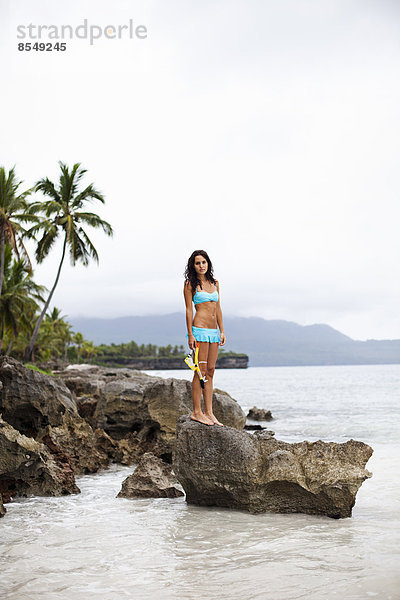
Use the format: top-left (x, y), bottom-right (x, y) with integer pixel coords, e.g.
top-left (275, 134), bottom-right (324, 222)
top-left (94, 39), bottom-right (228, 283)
top-left (184, 250), bottom-right (225, 426)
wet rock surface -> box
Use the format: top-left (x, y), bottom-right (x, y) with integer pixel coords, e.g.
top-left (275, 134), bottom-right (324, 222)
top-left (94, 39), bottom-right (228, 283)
top-left (173, 416), bottom-right (373, 519)
top-left (0, 359), bottom-right (246, 511)
top-left (247, 407), bottom-right (273, 421)
top-left (117, 452), bottom-right (184, 499)
top-left (244, 424), bottom-right (273, 431)
top-left (0, 415), bottom-right (79, 500)
top-left (0, 357), bottom-right (113, 476)
top-left (0, 356), bottom-right (76, 437)
top-left (59, 365), bottom-right (246, 462)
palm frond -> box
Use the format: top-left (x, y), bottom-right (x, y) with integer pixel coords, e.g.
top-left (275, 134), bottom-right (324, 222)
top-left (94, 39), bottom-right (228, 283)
top-left (35, 178), bottom-right (61, 203)
top-left (72, 184), bottom-right (105, 208)
top-left (24, 218), bottom-right (57, 240)
top-left (59, 162), bottom-right (87, 205)
top-left (16, 236), bottom-right (33, 272)
top-left (69, 227), bottom-right (91, 266)
top-left (73, 211), bottom-right (113, 236)
top-left (35, 227), bottom-right (59, 263)
top-left (13, 210), bottom-right (42, 224)
top-left (77, 228), bottom-right (99, 264)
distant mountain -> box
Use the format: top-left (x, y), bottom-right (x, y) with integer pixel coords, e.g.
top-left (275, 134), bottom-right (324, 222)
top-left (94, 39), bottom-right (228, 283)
top-left (69, 313), bottom-right (400, 367)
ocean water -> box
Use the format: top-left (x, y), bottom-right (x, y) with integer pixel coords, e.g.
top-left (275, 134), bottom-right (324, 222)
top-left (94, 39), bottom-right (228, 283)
top-left (1, 365), bottom-right (399, 600)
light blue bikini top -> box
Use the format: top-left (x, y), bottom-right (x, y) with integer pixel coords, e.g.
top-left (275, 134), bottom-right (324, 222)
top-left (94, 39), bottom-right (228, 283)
top-left (193, 284), bottom-right (219, 305)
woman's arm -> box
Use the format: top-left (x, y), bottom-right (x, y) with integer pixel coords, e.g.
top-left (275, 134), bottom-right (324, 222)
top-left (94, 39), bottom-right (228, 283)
top-left (216, 280), bottom-right (226, 346)
top-left (183, 282), bottom-right (196, 350)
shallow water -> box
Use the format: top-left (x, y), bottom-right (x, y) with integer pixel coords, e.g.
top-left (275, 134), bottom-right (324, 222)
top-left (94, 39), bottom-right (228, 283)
top-left (1, 365), bottom-right (400, 599)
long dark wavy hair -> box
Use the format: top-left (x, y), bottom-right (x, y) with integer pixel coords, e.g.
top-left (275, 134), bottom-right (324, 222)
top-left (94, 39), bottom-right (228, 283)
top-left (184, 249), bottom-right (217, 295)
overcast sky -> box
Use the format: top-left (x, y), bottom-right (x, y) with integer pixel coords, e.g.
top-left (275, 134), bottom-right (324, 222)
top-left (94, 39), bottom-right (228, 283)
top-left (1, 0), bottom-right (400, 340)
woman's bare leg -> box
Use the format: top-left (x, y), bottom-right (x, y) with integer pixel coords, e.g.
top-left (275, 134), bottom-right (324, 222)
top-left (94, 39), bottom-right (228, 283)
top-left (190, 342), bottom-right (213, 425)
top-left (203, 342), bottom-right (224, 426)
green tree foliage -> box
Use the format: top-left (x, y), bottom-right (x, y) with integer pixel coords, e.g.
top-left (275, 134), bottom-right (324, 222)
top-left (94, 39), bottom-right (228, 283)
top-left (72, 332), bottom-right (85, 363)
top-left (0, 244), bottom-right (45, 355)
top-left (95, 341), bottom-right (186, 361)
top-left (23, 161), bottom-right (113, 360)
top-left (0, 166), bottom-right (34, 297)
top-left (35, 308), bottom-right (74, 361)
top-left (81, 340), bottom-right (99, 361)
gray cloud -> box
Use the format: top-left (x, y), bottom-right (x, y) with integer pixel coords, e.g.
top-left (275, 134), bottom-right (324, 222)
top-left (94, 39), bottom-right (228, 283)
top-left (1, 0), bottom-right (400, 340)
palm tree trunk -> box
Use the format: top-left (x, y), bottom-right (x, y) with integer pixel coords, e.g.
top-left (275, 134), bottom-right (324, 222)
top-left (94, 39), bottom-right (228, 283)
top-left (24, 234), bottom-right (68, 362)
top-left (6, 338), bottom-right (13, 356)
top-left (0, 233), bottom-right (5, 298)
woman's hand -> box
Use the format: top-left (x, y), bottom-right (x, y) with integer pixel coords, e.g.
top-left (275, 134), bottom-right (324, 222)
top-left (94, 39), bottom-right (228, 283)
top-left (188, 334), bottom-right (196, 350)
top-left (219, 332), bottom-right (226, 346)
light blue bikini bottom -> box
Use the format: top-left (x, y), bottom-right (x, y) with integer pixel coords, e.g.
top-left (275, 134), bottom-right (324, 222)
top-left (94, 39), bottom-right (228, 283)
top-left (188, 326), bottom-right (221, 343)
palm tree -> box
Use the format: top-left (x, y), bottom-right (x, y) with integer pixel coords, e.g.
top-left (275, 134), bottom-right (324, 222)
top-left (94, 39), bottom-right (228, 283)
top-left (0, 245), bottom-right (45, 355)
top-left (36, 307), bottom-right (74, 361)
top-left (73, 331), bottom-right (85, 363)
top-left (47, 307), bottom-right (74, 360)
top-left (0, 166), bottom-right (33, 297)
top-left (23, 162), bottom-right (113, 361)
top-left (81, 340), bottom-right (99, 362)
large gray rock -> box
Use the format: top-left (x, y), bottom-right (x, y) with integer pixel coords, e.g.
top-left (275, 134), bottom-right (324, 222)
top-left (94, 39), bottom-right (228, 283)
top-left (42, 413), bottom-right (114, 474)
top-left (0, 357), bottom-right (114, 474)
top-left (92, 372), bottom-right (246, 461)
top-left (173, 416), bottom-right (373, 519)
top-left (60, 365), bottom-right (145, 399)
top-left (0, 356), bottom-right (76, 436)
top-left (117, 452), bottom-right (184, 499)
top-left (0, 358), bottom-right (246, 476)
top-left (0, 415), bottom-right (79, 501)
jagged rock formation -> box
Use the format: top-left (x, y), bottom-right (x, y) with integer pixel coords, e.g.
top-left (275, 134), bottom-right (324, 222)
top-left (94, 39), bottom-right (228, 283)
top-left (117, 452), bottom-right (184, 499)
top-left (0, 357), bottom-right (76, 437)
top-left (247, 407), bottom-right (273, 421)
top-left (173, 416), bottom-right (373, 519)
top-left (0, 357), bottom-right (115, 476)
top-left (0, 358), bottom-right (245, 509)
top-left (0, 415), bottom-right (79, 500)
top-left (59, 364), bottom-right (246, 462)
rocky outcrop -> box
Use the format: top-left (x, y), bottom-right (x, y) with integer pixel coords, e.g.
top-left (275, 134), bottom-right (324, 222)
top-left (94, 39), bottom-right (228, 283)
top-left (0, 357), bottom-right (246, 502)
top-left (76, 396), bottom-right (98, 424)
top-left (0, 494), bottom-right (5, 517)
top-left (0, 415), bottom-right (79, 500)
top-left (58, 365), bottom-right (246, 462)
top-left (173, 416), bottom-right (373, 519)
top-left (247, 407), bottom-right (273, 421)
top-left (41, 413), bottom-right (114, 473)
top-left (0, 356), bottom-right (76, 437)
top-left (0, 357), bottom-right (114, 475)
top-left (117, 452), bottom-right (184, 499)
top-left (95, 377), bottom-right (245, 461)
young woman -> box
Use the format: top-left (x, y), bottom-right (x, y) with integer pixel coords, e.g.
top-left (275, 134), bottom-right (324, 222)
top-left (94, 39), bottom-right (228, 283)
top-left (183, 250), bottom-right (226, 426)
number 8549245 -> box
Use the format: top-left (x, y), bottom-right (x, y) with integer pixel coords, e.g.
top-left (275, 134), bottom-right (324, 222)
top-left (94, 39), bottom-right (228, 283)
top-left (18, 42), bottom-right (66, 51)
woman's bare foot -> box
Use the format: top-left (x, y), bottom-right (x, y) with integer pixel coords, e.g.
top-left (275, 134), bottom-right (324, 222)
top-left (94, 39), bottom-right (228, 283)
top-left (204, 412), bottom-right (224, 426)
top-left (190, 412), bottom-right (214, 425)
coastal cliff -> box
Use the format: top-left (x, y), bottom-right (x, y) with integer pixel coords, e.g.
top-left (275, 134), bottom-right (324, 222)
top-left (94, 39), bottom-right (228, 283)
top-left (93, 355), bottom-right (248, 370)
